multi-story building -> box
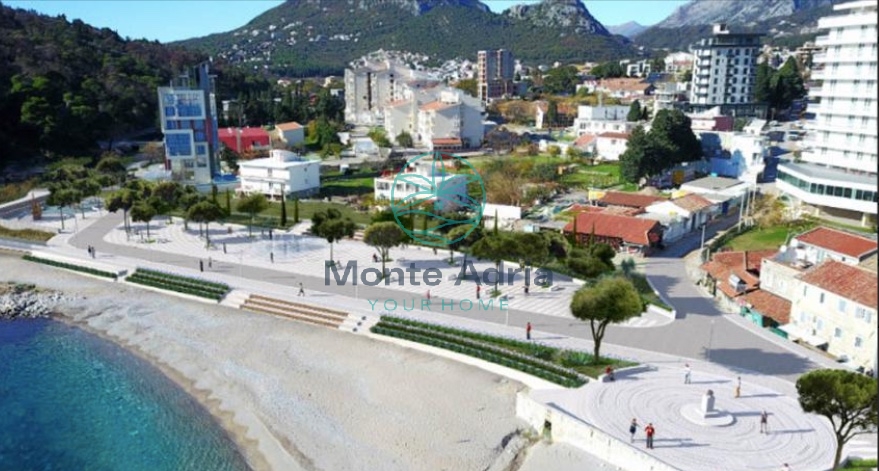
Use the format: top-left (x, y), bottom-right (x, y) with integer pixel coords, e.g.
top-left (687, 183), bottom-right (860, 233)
top-left (572, 105), bottom-right (635, 136)
top-left (689, 24), bottom-right (765, 117)
top-left (664, 51), bottom-right (695, 74)
top-left (344, 60), bottom-right (433, 126)
top-left (477, 49), bottom-right (515, 103)
top-left (374, 158), bottom-right (469, 211)
top-left (238, 150), bottom-right (320, 199)
top-left (416, 89), bottom-right (484, 151)
top-left (157, 62), bottom-right (220, 184)
top-left (700, 131), bottom-right (773, 183)
top-left (776, 0), bottom-right (878, 227)
top-left (218, 127), bottom-right (271, 154)
top-left (653, 81), bottom-right (688, 117)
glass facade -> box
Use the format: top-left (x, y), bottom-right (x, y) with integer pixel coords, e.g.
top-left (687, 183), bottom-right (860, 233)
top-left (165, 133), bottom-right (193, 157)
top-left (777, 169), bottom-right (877, 202)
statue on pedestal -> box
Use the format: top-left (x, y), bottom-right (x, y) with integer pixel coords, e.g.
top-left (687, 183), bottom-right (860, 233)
top-left (701, 389), bottom-right (716, 418)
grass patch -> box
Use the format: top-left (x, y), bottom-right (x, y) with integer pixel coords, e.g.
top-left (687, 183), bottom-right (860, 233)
top-left (723, 225), bottom-right (791, 251)
top-left (126, 268), bottom-right (229, 301)
top-left (23, 255), bottom-right (118, 279)
top-left (319, 170), bottom-right (378, 198)
top-left (560, 162), bottom-right (623, 189)
top-left (372, 316), bottom-right (636, 384)
top-left (0, 180), bottom-right (39, 205)
top-left (844, 458), bottom-right (878, 470)
top-left (628, 272), bottom-right (673, 312)
top-left (177, 199), bottom-right (372, 229)
top-left (0, 224), bottom-right (55, 242)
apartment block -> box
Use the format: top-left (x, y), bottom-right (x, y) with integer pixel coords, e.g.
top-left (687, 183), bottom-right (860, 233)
top-left (477, 49), bottom-right (515, 103)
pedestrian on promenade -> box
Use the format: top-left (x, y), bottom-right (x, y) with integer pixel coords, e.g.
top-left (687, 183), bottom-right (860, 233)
top-left (760, 410), bottom-right (769, 433)
top-left (87, 245), bottom-right (91, 256)
top-left (92, 247), bottom-right (96, 258)
top-left (684, 364), bottom-right (691, 384)
top-left (644, 423), bottom-right (655, 449)
top-left (524, 283), bottom-right (529, 296)
top-left (526, 322), bottom-right (532, 340)
top-left (270, 252), bottom-right (274, 264)
top-left (629, 418), bottom-right (638, 442)
top-left (735, 376), bottom-right (741, 398)
top-left (433, 247), bottom-right (437, 255)
top-left (605, 366), bottom-right (615, 381)
top-left (199, 260), bottom-right (204, 272)
top-left (372, 253), bottom-right (379, 263)
top-left (298, 282), bottom-right (305, 296)
top-left (208, 257), bottom-right (212, 269)
top-left (425, 290), bottom-right (431, 301)
top-left (223, 243), bottom-right (227, 254)
top-left (780, 464), bottom-right (791, 471)
top-left (476, 285), bottom-right (481, 299)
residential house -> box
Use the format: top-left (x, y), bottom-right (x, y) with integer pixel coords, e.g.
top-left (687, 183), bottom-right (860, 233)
top-left (595, 132), bottom-right (630, 161)
top-left (700, 249), bottom-right (778, 310)
top-left (237, 150), bottom-right (320, 199)
top-left (790, 226), bottom-right (878, 266)
top-left (786, 261), bottom-right (877, 373)
top-left (563, 212), bottom-right (663, 255)
top-left (373, 158), bottom-right (469, 211)
top-left (275, 122), bottom-right (305, 147)
top-left (700, 131), bottom-right (773, 183)
top-left (573, 134), bottom-right (597, 154)
top-left (664, 51), bottom-right (694, 74)
top-left (643, 194), bottom-right (716, 243)
top-left (679, 176), bottom-right (752, 212)
top-left (416, 89), bottom-right (484, 150)
top-left (653, 81), bottom-right (688, 117)
top-left (597, 191), bottom-right (665, 211)
top-left (592, 78), bottom-right (655, 101)
top-left (219, 127), bottom-right (271, 154)
top-left (624, 59), bottom-right (652, 78)
top-left (572, 105), bottom-right (637, 137)
top-left (534, 101), bottom-right (577, 129)
top-left (688, 107), bottom-right (735, 132)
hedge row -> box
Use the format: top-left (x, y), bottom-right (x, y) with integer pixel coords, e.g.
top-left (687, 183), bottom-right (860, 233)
top-left (135, 268), bottom-right (229, 292)
top-left (373, 326), bottom-right (585, 388)
top-left (23, 255), bottom-right (117, 279)
top-left (126, 269), bottom-right (229, 301)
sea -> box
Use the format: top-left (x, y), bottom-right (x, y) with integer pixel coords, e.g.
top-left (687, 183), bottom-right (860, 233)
top-left (0, 318), bottom-right (250, 471)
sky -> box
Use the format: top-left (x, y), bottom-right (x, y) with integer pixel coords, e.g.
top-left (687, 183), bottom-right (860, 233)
top-left (6, 0), bottom-right (688, 43)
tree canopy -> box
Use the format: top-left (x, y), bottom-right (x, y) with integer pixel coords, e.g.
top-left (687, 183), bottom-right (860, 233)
top-left (570, 276), bottom-right (643, 361)
top-left (363, 221), bottom-right (406, 278)
top-left (311, 208), bottom-right (356, 261)
top-left (619, 109), bottom-right (702, 183)
top-left (542, 66), bottom-right (580, 95)
top-left (236, 193), bottom-right (269, 237)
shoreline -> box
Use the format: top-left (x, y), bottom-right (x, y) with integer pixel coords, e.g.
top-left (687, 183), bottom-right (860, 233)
top-left (1, 254), bottom-right (529, 471)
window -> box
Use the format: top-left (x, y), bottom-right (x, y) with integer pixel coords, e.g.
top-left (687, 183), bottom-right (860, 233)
top-left (816, 318), bottom-right (824, 330)
top-left (834, 328), bottom-right (842, 338)
top-left (838, 299), bottom-right (847, 313)
top-left (854, 337), bottom-right (863, 348)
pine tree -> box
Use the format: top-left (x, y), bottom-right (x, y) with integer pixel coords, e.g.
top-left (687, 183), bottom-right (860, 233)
top-left (280, 194), bottom-right (287, 227)
top-left (293, 198), bottom-right (300, 223)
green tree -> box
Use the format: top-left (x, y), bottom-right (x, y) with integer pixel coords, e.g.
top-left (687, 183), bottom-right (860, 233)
top-left (78, 178), bottom-right (102, 218)
top-left (47, 186), bottom-right (80, 231)
top-left (447, 225), bottom-right (484, 266)
top-left (546, 100), bottom-right (559, 128)
top-left (453, 78), bottom-right (478, 98)
top-left (311, 208), bottom-right (356, 261)
top-left (627, 100), bottom-right (642, 122)
top-left (547, 145), bottom-right (561, 157)
top-left (396, 131), bottom-right (414, 148)
top-left (566, 146), bottom-right (581, 159)
top-left (619, 125), bottom-right (651, 183)
top-left (151, 181), bottom-right (181, 223)
top-left (363, 221), bottom-right (406, 278)
top-left (220, 147), bottom-right (240, 172)
top-left (470, 233), bottom-right (521, 293)
top-left (796, 369), bottom-right (878, 470)
top-left (590, 61), bottom-right (625, 79)
top-left (293, 198), bottom-right (300, 223)
top-left (95, 155), bottom-right (127, 184)
top-left (570, 277), bottom-right (643, 361)
top-left (105, 189), bottom-right (136, 233)
top-left (514, 232), bottom-right (550, 268)
top-left (280, 194), bottom-right (287, 227)
top-left (236, 193), bottom-right (269, 237)
top-left (130, 201), bottom-right (157, 239)
top-left (620, 257), bottom-right (637, 277)
top-left (542, 66), bottom-right (580, 95)
top-left (187, 201), bottom-right (225, 248)
top-left (651, 109), bottom-right (702, 164)
top-left (225, 189), bottom-right (233, 216)
top-left (772, 57), bottom-right (806, 113)
top-left (754, 62), bottom-right (774, 105)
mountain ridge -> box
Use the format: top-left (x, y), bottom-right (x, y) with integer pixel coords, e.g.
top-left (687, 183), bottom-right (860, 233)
top-left (607, 21), bottom-right (647, 38)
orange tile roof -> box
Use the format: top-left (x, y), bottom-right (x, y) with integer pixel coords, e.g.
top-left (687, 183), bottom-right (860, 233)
top-left (744, 290), bottom-right (792, 324)
top-left (798, 260), bottom-right (878, 309)
top-left (599, 191), bottom-right (665, 209)
top-left (701, 249), bottom-right (776, 294)
top-left (432, 138), bottom-right (462, 146)
top-left (387, 99), bottom-right (411, 108)
top-left (275, 121), bottom-right (302, 131)
top-left (574, 134), bottom-right (597, 147)
top-left (420, 101), bottom-right (455, 111)
top-left (598, 131), bottom-right (630, 140)
top-left (672, 194), bottom-right (714, 213)
top-left (597, 78), bottom-right (654, 92)
top-left (563, 212), bottom-right (661, 246)
top-left (795, 227), bottom-right (878, 259)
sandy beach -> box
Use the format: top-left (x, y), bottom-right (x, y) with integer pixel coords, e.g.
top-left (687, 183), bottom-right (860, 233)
top-left (0, 254), bottom-right (532, 471)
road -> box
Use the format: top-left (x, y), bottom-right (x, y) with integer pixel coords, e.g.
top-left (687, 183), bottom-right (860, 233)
top-left (66, 212), bottom-right (838, 383)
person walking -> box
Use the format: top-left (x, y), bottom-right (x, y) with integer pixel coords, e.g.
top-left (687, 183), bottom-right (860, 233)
top-left (605, 365), bottom-right (615, 381)
top-left (223, 242), bottom-right (227, 254)
top-left (297, 282), bottom-right (305, 297)
top-left (425, 290), bottom-right (431, 301)
top-left (208, 257), bottom-right (212, 269)
top-left (199, 260), bottom-right (204, 272)
top-left (270, 252), bottom-right (274, 263)
top-left (644, 423), bottom-right (655, 449)
top-left (524, 283), bottom-right (530, 296)
top-left (684, 364), bottom-right (692, 384)
top-left (526, 322), bottom-right (532, 340)
top-left (476, 285), bottom-right (481, 300)
top-left (760, 410), bottom-right (769, 434)
top-left (629, 418), bottom-right (638, 443)
top-left (735, 376), bottom-right (742, 398)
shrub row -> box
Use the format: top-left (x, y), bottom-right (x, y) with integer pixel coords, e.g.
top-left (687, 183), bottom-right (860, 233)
top-left (126, 269), bottom-right (229, 301)
top-left (373, 326), bottom-right (585, 388)
top-left (135, 268), bottom-right (229, 292)
top-left (23, 255), bottom-right (117, 279)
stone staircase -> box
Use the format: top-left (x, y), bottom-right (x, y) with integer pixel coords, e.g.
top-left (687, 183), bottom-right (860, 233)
top-left (220, 289), bottom-right (250, 309)
top-left (240, 294), bottom-right (352, 329)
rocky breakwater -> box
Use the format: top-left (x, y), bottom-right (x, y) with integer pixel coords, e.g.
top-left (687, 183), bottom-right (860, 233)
top-left (0, 282), bottom-right (68, 319)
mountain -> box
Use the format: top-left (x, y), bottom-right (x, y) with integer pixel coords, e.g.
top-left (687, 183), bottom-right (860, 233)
top-left (606, 21), bottom-right (647, 38)
top-left (0, 4), bottom-right (207, 165)
top-left (635, 0), bottom-right (839, 50)
top-left (175, 0), bottom-right (636, 77)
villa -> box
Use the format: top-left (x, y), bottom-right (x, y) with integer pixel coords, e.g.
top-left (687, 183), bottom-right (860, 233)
top-left (237, 149), bottom-right (320, 199)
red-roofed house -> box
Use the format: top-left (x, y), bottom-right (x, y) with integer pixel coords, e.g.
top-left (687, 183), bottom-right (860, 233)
top-left (573, 133), bottom-right (597, 153)
top-left (275, 122), bottom-right (304, 146)
top-left (790, 227), bottom-right (878, 267)
top-left (563, 212), bottom-right (663, 255)
top-left (784, 260), bottom-right (877, 372)
top-left (644, 193), bottom-right (718, 243)
top-left (596, 132), bottom-right (629, 161)
top-left (219, 127), bottom-right (271, 153)
top-left (598, 192), bottom-right (665, 209)
top-left (700, 249), bottom-right (776, 301)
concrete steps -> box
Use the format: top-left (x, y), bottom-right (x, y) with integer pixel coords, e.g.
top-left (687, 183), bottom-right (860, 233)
top-left (220, 289), bottom-right (250, 309)
top-left (240, 294), bottom-right (349, 329)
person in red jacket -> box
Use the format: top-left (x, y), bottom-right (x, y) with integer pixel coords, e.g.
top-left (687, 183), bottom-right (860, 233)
top-left (526, 322), bottom-right (532, 340)
top-left (644, 423), bottom-right (655, 449)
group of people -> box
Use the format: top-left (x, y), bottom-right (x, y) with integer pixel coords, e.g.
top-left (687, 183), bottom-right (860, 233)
top-left (86, 245), bottom-right (96, 258)
top-left (628, 419), bottom-right (656, 449)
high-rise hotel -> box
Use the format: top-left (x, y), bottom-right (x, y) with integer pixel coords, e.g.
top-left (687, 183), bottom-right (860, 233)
top-left (776, 0), bottom-right (877, 227)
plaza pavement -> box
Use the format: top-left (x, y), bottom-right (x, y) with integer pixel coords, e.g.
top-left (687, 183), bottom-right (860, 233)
top-left (3, 202), bottom-right (874, 468)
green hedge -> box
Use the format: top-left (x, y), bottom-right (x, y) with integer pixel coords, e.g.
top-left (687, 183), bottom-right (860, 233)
top-left (372, 317), bottom-right (588, 387)
top-left (125, 268), bottom-right (229, 301)
top-left (23, 255), bottom-right (117, 279)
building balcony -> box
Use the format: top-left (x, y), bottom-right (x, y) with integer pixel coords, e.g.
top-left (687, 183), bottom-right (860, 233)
top-left (819, 14), bottom-right (876, 30)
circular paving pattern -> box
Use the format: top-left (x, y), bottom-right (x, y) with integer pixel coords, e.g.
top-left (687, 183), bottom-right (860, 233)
top-left (576, 366), bottom-right (836, 471)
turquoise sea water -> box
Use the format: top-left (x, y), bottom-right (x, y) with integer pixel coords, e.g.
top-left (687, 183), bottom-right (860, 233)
top-left (0, 318), bottom-right (250, 471)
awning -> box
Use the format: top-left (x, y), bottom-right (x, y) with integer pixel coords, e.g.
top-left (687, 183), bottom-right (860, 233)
top-left (802, 334), bottom-right (829, 348)
top-left (779, 324), bottom-right (829, 347)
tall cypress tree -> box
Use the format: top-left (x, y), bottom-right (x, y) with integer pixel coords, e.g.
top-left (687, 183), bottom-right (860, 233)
top-left (293, 198), bottom-right (300, 223)
top-left (280, 195), bottom-right (287, 227)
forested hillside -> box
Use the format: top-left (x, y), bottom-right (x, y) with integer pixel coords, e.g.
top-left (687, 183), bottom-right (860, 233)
top-left (0, 4), bottom-right (206, 168)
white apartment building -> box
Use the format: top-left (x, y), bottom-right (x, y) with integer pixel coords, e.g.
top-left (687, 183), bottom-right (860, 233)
top-left (238, 150), bottom-right (320, 199)
top-left (478, 49), bottom-right (515, 103)
top-left (344, 60), bottom-right (439, 126)
top-left (572, 105), bottom-right (636, 137)
top-left (700, 131), bottom-right (771, 183)
top-left (374, 158), bottom-right (469, 211)
top-left (624, 59), bottom-right (651, 78)
top-left (414, 89), bottom-right (483, 150)
top-left (664, 51), bottom-right (695, 74)
top-left (690, 24), bottom-right (764, 117)
top-left (776, 0), bottom-right (878, 227)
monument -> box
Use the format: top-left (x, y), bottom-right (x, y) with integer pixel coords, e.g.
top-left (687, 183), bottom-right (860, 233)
top-left (701, 389), bottom-right (716, 418)
top-left (681, 388), bottom-right (734, 426)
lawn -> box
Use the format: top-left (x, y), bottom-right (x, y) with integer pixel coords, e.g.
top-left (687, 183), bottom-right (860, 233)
top-left (723, 226), bottom-right (791, 251)
top-left (229, 199), bottom-right (373, 228)
top-left (319, 169), bottom-right (378, 198)
top-left (0, 180), bottom-right (39, 205)
top-left (844, 458), bottom-right (878, 470)
top-left (561, 162), bottom-right (622, 188)
top-left (0, 224), bottom-right (56, 242)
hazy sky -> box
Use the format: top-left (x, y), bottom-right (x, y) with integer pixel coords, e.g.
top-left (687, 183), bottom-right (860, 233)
top-left (6, 0), bottom-right (687, 43)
